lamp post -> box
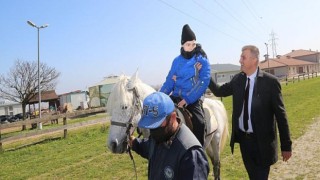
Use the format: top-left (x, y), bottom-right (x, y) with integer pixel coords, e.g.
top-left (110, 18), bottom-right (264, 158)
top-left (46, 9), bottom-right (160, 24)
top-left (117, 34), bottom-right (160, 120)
top-left (27, 20), bottom-right (48, 130)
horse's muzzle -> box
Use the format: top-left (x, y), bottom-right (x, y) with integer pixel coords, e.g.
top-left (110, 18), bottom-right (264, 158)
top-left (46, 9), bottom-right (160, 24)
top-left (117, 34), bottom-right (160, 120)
top-left (109, 139), bottom-right (127, 154)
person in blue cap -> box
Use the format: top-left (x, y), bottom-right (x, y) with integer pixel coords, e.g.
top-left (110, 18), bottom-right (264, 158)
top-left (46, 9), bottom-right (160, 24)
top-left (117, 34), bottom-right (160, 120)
top-left (160, 24), bottom-right (210, 146)
top-left (129, 92), bottom-right (209, 180)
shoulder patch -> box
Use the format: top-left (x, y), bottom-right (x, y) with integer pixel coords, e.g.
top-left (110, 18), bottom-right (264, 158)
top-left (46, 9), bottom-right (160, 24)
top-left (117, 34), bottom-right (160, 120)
top-left (164, 166), bottom-right (174, 179)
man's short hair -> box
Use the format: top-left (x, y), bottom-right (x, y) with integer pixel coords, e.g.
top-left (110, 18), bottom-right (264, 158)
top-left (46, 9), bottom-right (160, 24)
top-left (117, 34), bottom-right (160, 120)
top-left (242, 45), bottom-right (259, 61)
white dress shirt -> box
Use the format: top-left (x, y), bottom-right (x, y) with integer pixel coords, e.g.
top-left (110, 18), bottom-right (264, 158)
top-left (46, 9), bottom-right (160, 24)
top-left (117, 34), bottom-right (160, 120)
top-left (239, 69), bottom-right (257, 133)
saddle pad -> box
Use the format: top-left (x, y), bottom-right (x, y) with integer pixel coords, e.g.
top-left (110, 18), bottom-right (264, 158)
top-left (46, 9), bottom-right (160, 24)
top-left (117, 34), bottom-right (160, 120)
top-left (204, 107), bottom-right (218, 135)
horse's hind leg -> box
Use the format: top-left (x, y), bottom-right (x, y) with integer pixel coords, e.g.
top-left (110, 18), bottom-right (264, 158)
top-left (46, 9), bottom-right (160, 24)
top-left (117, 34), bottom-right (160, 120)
top-left (206, 138), bottom-right (221, 180)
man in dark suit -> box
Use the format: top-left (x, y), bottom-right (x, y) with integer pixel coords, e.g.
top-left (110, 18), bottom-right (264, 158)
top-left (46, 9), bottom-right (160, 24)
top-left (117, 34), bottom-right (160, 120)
top-left (209, 45), bottom-right (292, 179)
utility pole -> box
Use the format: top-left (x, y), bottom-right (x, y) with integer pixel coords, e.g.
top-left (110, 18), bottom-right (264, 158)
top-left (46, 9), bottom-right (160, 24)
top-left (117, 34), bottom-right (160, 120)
top-left (265, 43), bottom-right (269, 71)
top-left (269, 31), bottom-right (278, 58)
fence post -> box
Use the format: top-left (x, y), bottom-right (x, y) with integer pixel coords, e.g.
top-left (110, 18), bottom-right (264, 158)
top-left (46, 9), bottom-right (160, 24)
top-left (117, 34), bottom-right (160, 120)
top-left (63, 117), bottom-right (67, 138)
top-left (0, 127), bottom-right (2, 152)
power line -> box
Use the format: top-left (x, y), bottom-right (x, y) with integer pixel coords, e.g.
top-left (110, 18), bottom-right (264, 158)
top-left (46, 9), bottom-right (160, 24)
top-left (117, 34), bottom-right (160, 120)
top-left (213, 0), bottom-right (265, 42)
top-left (157, 0), bottom-right (246, 43)
top-left (192, 0), bottom-right (258, 42)
top-left (240, 0), bottom-right (268, 33)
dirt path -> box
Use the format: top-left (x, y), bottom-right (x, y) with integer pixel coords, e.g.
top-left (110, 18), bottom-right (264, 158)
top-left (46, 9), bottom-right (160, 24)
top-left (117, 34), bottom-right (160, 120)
top-left (269, 118), bottom-right (320, 179)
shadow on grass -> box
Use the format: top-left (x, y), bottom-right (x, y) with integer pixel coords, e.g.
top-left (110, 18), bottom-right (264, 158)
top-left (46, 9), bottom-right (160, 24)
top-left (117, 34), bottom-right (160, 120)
top-left (4, 137), bottom-right (63, 152)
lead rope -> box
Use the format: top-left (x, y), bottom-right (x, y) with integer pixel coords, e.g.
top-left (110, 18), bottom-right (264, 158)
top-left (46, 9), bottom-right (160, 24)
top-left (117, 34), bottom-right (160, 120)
top-left (126, 87), bottom-right (142, 180)
top-left (126, 122), bottom-right (137, 180)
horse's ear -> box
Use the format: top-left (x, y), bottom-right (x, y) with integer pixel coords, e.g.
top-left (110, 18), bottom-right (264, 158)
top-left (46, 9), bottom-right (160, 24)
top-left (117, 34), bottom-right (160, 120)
top-left (127, 69), bottom-right (138, 89)
top-left (127, 69), bottom-right (139, 89)
top-left (131, 69), bottom-right (139, 82)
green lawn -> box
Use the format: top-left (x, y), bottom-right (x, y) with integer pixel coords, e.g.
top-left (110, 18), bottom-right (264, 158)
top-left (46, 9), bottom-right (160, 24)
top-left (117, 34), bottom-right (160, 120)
top-left (0, 77), bottom-right (319, 179)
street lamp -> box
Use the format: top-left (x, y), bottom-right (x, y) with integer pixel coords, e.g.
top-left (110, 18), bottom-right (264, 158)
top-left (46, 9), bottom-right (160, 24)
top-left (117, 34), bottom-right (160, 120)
top-left (27, 20), bottom-right (49, 129)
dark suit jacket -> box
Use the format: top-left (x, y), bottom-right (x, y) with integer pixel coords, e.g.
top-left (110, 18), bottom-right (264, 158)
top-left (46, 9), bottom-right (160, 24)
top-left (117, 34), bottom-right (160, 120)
top-left (209, 68), bottom-right (292, 166)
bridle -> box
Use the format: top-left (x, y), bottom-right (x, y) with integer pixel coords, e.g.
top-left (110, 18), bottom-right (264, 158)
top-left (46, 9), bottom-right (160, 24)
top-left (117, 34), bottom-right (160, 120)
top-left (110, 86), bottom-right (143, 139)
top-left (110, 86), bottom-right (142, 180)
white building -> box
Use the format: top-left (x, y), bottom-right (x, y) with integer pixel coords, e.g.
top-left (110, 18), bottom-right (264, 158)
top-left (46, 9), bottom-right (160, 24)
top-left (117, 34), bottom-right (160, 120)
top-left (59, 91), bottom-right (89, 110)
top-left (211, 64), bottom-right (241, 84)
top-left (0, 100), bottom-right (22, 116)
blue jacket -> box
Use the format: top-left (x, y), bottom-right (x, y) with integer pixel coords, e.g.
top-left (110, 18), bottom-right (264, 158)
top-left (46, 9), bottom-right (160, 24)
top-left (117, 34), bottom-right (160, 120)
top-left (160, 54), bottom-right (211, 104)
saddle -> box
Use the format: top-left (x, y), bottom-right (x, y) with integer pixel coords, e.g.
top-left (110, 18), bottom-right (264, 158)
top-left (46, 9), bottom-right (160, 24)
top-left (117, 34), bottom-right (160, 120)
top-left (176, 106), bottom-right (193, 131)
top-left (175, 104), bottom-right (218, 136)
top-left (171, 96), bottom-right (218, 137)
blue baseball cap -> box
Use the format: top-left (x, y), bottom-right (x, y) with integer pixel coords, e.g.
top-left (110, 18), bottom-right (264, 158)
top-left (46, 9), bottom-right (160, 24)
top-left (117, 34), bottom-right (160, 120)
top-left (138, 92), bottom-right (175, 129)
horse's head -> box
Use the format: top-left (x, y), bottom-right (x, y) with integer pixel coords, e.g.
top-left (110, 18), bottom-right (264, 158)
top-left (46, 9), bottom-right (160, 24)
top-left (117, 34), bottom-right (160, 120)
top-left (106, 71), bottom-right (155, 153)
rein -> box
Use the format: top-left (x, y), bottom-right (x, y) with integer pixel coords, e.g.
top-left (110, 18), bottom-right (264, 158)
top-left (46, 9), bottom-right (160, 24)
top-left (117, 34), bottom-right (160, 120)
top-left (110, 87), bottom-right (142, 180)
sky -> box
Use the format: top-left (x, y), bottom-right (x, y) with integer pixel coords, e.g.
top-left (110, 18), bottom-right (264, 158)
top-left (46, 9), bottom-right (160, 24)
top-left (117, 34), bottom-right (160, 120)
top-left (1, 0), bottom-right (320, 94)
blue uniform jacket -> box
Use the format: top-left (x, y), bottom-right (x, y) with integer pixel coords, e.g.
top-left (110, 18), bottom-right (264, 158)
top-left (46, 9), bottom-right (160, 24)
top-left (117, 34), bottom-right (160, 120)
top-left (132, 124), bottom-right (209, 179)
top-left (160, 54), bottom-right (210, 104)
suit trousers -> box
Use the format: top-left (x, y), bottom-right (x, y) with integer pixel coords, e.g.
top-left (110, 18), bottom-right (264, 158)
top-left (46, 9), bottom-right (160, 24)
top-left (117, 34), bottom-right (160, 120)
top-left (238, 130), bottom-right (270, 180)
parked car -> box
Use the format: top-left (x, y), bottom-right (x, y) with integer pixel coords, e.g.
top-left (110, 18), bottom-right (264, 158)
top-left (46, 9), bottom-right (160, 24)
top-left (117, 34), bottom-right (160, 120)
top-left (0, 115), bottom-right (11, 124)
top-left (0, 114), bottom-right (20, 123)
top-left (14, 113), bottom-right (29, 120)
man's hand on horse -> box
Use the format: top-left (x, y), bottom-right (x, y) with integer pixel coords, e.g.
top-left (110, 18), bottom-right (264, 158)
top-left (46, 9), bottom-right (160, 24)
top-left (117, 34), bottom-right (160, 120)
top-left (196, 62), bottom-right (202, 71)
top-left (172, 75), bottom-right (177, 82)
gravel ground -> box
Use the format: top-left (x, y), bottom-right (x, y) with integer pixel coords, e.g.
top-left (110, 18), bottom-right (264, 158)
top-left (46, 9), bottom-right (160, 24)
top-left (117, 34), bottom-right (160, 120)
top-left (269, 118), bottom-right (320, 179)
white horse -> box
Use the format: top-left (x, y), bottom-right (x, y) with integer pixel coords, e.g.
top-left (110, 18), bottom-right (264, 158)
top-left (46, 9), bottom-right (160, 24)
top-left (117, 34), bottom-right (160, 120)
top-left (106, 71), bottom-right (228, 179)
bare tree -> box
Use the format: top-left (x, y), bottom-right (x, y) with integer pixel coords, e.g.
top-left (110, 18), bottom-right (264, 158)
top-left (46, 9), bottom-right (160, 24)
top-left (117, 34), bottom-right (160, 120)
top-left (0, 59), bottom-right (60, 130)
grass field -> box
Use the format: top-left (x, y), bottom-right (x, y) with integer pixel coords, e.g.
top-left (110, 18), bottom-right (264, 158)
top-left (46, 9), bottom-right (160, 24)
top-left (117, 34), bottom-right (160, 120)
top-left (0, 77), bottom-right (319, 179)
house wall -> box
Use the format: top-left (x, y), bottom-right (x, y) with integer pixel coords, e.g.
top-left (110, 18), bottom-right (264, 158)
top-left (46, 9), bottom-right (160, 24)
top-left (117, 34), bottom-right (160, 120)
top-left (288, 66), bottom-right (296, 76)
top-left (89, 86), bottom-right (100, 107)
top-left (273, 67), bottom-right (288, 77)
top-left (287, 65), bottom-right (318, 76)
top-left (99, 84), bottom-right (114, 107)
top-left (89, 83), bottom-right (115, 108)
top-left (70, 93), bottom-right (88, 109)
top-left (295, 54), bottom-right (319, 63)
top-left (295, 54), bottom-right (320, 72)
top-left (59, 95), bottom-right (68, 107)
top-left (0, 102), bottom-right (22, 116)
top-left (60, 92), bottom-right (88, 110)
top-left (212, 70), bottom-right (240, 84)
top-left (308, 65), bottom-right (318, 73)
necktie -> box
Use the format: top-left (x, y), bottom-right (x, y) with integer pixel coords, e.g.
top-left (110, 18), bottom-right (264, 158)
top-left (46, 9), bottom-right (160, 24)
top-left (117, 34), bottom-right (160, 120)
top-left (243, 78), bottom-right (250, 131)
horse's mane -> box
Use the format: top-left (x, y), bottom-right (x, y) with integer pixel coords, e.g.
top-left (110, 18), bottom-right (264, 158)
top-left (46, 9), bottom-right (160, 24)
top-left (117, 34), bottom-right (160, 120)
top-left (106, 75), bottom-right (133, 115)
top-left (106, 74), bottom-right (155, 115)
